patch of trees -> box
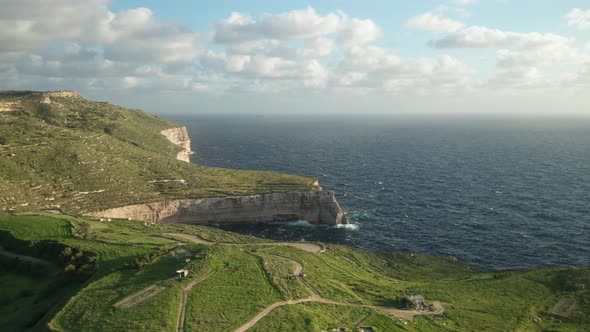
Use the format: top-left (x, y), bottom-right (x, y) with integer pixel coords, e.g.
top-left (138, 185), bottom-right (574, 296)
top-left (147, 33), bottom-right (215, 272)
top-left (59, 246), bottom-right (97, 281)
top-left (73, 221), bottom-right (91, 238)
top-left (35, 103), bottom-right (59, 124)
top-left (126, 247), bottom-right (175, 269)
top-left (0, 230), bottom-right (97, 281)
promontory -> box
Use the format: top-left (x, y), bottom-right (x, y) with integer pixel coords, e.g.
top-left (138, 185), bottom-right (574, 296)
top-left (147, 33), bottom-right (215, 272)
top-left (0, 90), bottom-right (347, 225)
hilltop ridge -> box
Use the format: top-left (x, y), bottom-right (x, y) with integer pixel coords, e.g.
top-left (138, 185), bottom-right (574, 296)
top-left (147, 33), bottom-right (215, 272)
top-left (0, 91), bottom-right (320, 215)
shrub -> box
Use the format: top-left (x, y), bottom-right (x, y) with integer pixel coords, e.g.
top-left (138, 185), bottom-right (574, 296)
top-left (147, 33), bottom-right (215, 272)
top-left (36, 104), bottom-right (54, 120)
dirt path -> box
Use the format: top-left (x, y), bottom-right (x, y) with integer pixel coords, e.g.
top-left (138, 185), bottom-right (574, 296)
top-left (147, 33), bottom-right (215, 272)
top-left (166, 233), bottom-right (323, 253)
top-left (166, 233), bottom-right (212, 245)
top-left (270, 254), bottom-right (320, 296)
top-left (234, 297), bottom-right (444, 332)
top-left (0, 247), bottom-right (50, 266)
top-left (115, 285), bottom-right (168, 308)
top-left (167, 232), bottom-right (444, 331)
top-left (233, 253), bottom-right (444, 332)
top-left (176, 271), bottom-right (216, 332)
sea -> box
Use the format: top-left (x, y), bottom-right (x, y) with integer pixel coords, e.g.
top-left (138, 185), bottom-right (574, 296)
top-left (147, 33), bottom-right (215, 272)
top-left (168, 115), bottom-right (590, 270)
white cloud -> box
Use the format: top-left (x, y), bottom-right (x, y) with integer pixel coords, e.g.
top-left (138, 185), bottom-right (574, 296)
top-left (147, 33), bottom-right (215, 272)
top-left (1, 1), bottom-right (587, 101)
top-left (210, 7), bottom-right (379, 47)
top-left (0, 0), bottom-right (112, 51)
top-left (431, 26), bottom-right (572, 49)
top-left (258, 7), bottom-right (343, 40)
top-left (338, 18), bottom-right (382, 46)
top-left (496, 45), bottom-right (589, 68)
top-left (406, 12), bottom-right (465, 33)
top-left (485, 66), bottom-right (547, 91)
top-left (335, 46), bottom-right (474, 93)
top-left (449, 0), bottom-right (476, 5)
top-left (565, 8), bottom-right (590, 30)
top-left (297, 38), bottom-right (336, 57)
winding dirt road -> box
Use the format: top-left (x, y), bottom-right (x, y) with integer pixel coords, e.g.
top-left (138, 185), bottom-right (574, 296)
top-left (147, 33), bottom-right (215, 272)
top-left (0, 246), bottom-right (50, 266)
top-left (166, 233), bottom-right (444, 331)
top-left (115, 285), bottom-right (168, 308)
top-left (234, 254), bottom-right (444, 332)
top-left (176, 271), bottom-right (216, 332)
top-left (166, 233), bottom-right (323, 253)
top-left (234, 295), bottom-right (444, 332)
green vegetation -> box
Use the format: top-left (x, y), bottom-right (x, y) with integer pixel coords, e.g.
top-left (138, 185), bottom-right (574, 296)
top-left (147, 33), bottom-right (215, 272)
top-left (0, 92), bottom-right (588, 331)
top-left (250, 302), bottom-right (403, 331)
top-left (255, 252), bottom-right (312, 300)
top-left (0, 91), bottom-right (316, 213)
top-left (185, 247), bottom-right (282, 331)
top-left (0, 214), bottom-right (587, 331)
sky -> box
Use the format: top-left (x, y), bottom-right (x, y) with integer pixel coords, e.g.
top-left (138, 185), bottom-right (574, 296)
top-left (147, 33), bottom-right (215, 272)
top-left (0, 0), bottom-right (589, 115)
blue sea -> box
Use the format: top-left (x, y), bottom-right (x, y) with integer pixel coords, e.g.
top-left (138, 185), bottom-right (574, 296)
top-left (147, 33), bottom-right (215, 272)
top-left (169, 115), bottom-right (590, 270)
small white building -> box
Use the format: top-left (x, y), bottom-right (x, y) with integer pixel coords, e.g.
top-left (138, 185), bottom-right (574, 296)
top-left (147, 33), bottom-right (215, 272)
top-left (410, 295), bottom-right (428, 311)
top-left (176, 269), bottom-right (189, 278)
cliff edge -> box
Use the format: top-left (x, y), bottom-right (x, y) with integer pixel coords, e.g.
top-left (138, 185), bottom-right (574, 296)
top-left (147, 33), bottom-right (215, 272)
top-left (0, 90), bottom-right (347, 225)
top-left (90, 190), bottom-right (348, 225)
top-left (160, 127), bottom-right (191, 162)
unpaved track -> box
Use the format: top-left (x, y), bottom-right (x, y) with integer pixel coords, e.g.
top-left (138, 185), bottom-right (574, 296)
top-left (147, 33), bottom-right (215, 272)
top-left (234, 297), bottom-right (444, 332)
top-left (263, 253), bottom-right (319, 295)
top-left (166, 233), bottom-right (323, 253)
top-left (176, 271), bottom-right (216, 332)
top-left (0, 247), bottom-right (50, 266)
top-left (167, 232), bottom-right (444, 331)
top-left (234, 253), bottom-right (444, 332)
top-left (115, 285), bottom-right (168, 308)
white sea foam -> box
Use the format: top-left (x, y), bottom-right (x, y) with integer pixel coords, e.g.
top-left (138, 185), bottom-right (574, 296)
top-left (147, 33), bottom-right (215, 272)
top-left (283, 220), bottom-right (315, 227)
top-left (335, 223), bottom-right (360, 231)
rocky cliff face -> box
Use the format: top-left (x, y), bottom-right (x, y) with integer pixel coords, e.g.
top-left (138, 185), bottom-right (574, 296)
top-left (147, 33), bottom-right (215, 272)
top-left (161, 127), bottom-right (191, 162)
top-left (90, 125), bottom-right (349, 225)
top-left (45, 91), bottom-right (80, 98)
top-left (89, 190), bottom-right (348, 225)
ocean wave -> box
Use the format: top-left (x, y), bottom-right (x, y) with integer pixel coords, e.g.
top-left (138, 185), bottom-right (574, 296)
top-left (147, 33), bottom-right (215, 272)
top-left (335, 223), bottom-right (360, 231)
top-left (281, 220), bottom-right (315, 227)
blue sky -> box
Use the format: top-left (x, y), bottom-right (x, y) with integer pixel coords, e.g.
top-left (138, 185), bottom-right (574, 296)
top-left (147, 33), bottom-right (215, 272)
top-left (0, 0), bottom-right (589, 114)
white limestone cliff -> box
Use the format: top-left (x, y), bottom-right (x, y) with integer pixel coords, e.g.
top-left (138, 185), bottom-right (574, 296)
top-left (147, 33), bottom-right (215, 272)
top-left (89, 190), bottom-right (348, 225)
top-left (161, 127), bottom-right (191, 162)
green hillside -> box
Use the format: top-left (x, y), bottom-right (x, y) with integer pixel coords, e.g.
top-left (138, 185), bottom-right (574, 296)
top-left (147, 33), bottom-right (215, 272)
top-left (1, 92), bottom-right (587, 331)
top-left (0, 214), bottom-right (588, 331)
top-left (0, 91), bottom-right (315, 213)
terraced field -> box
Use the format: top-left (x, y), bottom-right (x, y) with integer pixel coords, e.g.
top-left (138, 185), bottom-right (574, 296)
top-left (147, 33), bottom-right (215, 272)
top-left (0, 91), bottom-right (316, 213)
top-left (0, 213), bottom-right (588, 331)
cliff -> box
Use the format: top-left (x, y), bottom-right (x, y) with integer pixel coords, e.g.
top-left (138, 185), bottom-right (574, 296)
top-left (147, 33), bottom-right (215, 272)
top-left (160, 127), bottom-right (191, 162)
top-left (89, 190), bottom-right (348, 225)
top-left (0, 91), bottom-right (341, 223)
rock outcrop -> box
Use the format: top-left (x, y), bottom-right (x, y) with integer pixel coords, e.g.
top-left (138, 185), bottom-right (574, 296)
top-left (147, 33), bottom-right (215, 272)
top-left (45, 91), bottom-right (80, 98)
top-left (161, 127), bottom-right (191, 162)
top-left (89, 190), bottom-right (348, 225)
top-left (0, 101), bottom-right (19, 112)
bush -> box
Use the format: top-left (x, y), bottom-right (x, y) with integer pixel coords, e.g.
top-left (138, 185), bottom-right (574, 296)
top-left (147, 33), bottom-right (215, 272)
top-left (0, 136), bottom-right (7, 145)
top-left (36, 104), bottom-right (54, 120)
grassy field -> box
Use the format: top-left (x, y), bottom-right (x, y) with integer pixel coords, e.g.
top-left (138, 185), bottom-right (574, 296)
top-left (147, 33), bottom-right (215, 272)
top-left (0, 91), bottom-right (316, 213)
top-left (185, 246), bottom-right (283, 331)
top-left (249, 302), bottom-right (405, 331)
top-left (0, 214), bottom-right (588, 331)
